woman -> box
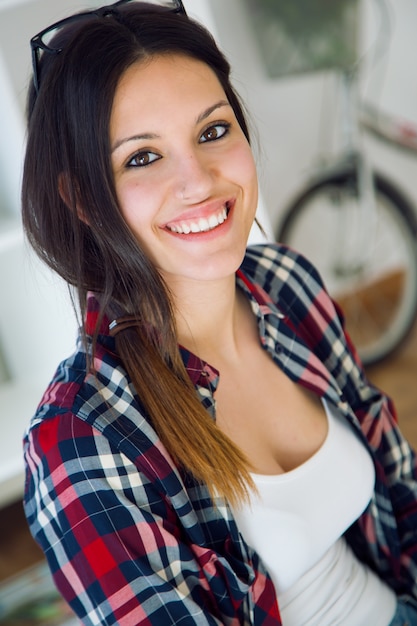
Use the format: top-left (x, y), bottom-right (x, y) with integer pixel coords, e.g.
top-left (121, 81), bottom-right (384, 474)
top-left (22, 1), bottom-right (417, 624)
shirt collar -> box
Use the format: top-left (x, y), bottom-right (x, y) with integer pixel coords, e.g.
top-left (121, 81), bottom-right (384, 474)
top-left (85, 292), bottom-right (111, 336)
top-left (236, 268), bottom-right (286, 321)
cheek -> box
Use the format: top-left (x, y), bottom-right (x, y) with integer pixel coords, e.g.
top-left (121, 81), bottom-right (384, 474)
top-left (227, 142), bottom-right (258, 192)
top-left (117, 180), bottom-right (156, 230)
top-left (115, 180), bottom-right (166, 265)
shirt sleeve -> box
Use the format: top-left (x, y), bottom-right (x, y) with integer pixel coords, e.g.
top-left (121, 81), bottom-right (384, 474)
top-left (23, 412), bottom-right (249, 626)
top-left (332, 294), bottom-right (417, 604)
top-left (280, 242), bottom-right (417, 602)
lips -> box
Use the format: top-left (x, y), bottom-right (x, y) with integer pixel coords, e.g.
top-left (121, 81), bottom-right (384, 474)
top-left (165, 202), bottom-right (231, 235)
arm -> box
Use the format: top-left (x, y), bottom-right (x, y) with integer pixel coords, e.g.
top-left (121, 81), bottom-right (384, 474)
top-left (277, 242), bottom-right (417, 600)
top-left (331, 292), bottom-right (417, 602)
top-left (23, 413), bottom-right (249, 625)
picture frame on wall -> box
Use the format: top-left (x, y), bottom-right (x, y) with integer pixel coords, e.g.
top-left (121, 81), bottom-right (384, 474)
top-left (243, 0), bottom-right (360, 78)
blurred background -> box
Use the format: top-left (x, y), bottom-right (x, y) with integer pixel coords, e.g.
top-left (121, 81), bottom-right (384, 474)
top-left (0, 0), bottom-right (416, 621)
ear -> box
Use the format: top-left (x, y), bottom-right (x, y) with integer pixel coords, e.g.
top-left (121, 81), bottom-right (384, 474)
top-left (58, 172), bottom-right (89, 225)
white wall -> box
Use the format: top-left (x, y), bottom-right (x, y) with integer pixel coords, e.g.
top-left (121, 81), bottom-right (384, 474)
top-left (359, 0), bottom-right (417, 213)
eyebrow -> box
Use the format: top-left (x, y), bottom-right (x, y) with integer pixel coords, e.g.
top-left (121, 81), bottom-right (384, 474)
top-left (111, 132), bottom-right (159, 153)
top-left (111, 99), bottom-right (231, 153)
top-left (196, 99), bottom-right (230, 124)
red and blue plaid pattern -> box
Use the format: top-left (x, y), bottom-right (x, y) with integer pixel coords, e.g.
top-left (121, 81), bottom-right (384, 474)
top-left (23, 244), bottom-right (417, 624)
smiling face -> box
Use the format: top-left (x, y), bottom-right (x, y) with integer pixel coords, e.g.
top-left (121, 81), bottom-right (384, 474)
top-left (110, 53), bottom-right (258, 290)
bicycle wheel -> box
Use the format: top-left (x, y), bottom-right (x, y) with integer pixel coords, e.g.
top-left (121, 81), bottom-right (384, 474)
top-left (276, 169), bottom-right (417, 366)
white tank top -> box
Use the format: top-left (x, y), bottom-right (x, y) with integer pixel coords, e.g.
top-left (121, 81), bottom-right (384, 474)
top-left (231, 399), bottom-right (397, 625)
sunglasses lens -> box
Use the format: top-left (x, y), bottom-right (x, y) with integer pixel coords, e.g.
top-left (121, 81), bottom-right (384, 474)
top-left (38, 14), bottom-right (92, 51)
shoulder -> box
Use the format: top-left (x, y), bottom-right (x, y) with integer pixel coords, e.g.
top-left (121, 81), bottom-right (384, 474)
top-left (24, 336), bottom-right (131, 454)
top-left (240, 244), bottom-right (361, 375)
top-left (24, 334), bottom-right (177, 481)
top-left (241, 243), bottom-right (332, 319)
top-left (242, 243), bottom-right (325, 293)
top-left (27, 343), bottom-right (88, 431)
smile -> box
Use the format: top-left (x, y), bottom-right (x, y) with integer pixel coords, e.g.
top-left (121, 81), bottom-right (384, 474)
top-left (166, 206), bottom-right (229, 235)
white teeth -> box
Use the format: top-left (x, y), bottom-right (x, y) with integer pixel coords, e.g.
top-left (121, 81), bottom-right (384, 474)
top-left (198, 217), bottom-right (210, 232)
top-left (208, 214), bottom-right (218, 229)
top-left (168, 206), bottom-right (228, 234)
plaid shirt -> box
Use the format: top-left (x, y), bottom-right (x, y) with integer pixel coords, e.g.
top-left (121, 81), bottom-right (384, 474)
top-left (23, 244), bottom-right (417, 625)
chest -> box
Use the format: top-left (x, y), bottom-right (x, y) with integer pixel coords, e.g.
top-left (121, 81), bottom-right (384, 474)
top-left (214, 343), bottom-right (329, 475)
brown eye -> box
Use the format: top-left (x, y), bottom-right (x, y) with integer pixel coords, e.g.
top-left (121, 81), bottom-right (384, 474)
top-left (200, 123), bottom-right (230, 143)
top-left (127, 151), bottom-right (161, 168)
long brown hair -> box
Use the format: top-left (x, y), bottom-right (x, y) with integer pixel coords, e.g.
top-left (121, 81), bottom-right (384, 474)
top-left (22, 2), bottom-right (254, 505)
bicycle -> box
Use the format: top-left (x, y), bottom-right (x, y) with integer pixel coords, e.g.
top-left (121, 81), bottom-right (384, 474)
top-left (275, 4), bottom-right (417, 367)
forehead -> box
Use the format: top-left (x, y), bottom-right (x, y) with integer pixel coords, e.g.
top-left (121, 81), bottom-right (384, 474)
top-left (110, 53), bottom-right (228, 130)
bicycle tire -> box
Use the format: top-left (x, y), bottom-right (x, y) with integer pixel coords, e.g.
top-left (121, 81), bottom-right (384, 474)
top-left (276, 168), bottom-right (417, 366)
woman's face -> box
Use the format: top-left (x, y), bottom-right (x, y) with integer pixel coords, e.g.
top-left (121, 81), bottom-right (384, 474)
top-left (110, 53), bottom-right (258, 288)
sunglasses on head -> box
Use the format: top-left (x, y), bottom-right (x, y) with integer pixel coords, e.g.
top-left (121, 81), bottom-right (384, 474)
top-left (30, 0), bottom-right (187, 93)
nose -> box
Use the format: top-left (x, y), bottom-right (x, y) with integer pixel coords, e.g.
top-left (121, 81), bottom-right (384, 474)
top-left (174, 151), bottom-right (214, 203)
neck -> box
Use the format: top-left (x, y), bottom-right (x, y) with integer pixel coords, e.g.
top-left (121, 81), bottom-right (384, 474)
top-left (169, 273), bottom-right (244, 362)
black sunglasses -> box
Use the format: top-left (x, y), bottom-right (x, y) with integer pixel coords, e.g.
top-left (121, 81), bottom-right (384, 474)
top-left (30, 0), bottom-right (187, 94)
